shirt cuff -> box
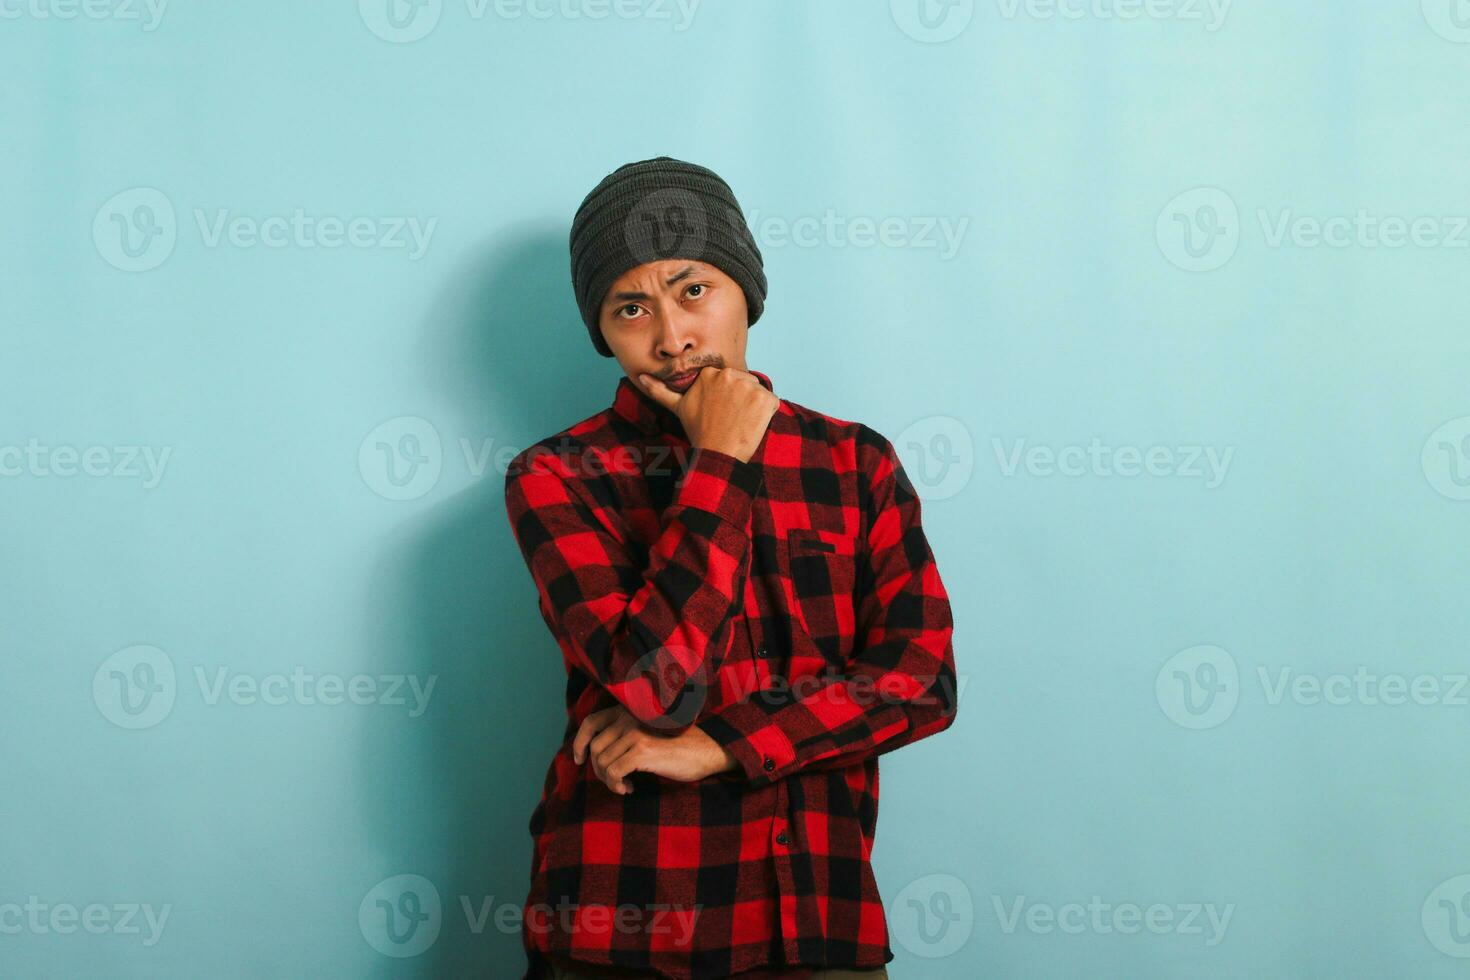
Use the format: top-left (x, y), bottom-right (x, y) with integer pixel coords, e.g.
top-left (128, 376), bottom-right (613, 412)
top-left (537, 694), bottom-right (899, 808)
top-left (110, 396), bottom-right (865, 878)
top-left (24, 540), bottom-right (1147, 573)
top-left (670, 446), bottom-right (765, 524)
top-left (695, 698), bottom-right (798, 785)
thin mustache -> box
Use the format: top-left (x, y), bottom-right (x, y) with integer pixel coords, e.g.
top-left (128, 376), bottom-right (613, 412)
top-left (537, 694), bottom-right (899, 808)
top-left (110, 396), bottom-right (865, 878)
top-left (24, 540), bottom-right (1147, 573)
top-left (662, 364), bottom-right (716, 379)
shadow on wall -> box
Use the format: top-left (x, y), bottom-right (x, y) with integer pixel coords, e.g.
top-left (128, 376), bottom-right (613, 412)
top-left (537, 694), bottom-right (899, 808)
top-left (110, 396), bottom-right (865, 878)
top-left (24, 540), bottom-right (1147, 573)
top-left (358, 226), bottom-right (616, 977)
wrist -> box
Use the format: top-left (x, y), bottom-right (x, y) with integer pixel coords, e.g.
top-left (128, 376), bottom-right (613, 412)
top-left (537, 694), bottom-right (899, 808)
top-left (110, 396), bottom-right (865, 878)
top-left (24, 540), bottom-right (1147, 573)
top-left (689, 722), bottom-right (740, 776)
top-left (693, 441), bottom-right (751, 464)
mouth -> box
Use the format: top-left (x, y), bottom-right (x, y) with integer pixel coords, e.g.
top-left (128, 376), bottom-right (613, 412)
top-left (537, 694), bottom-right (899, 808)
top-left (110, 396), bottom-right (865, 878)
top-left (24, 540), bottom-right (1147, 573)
top-left (663, 368), bottom-right (703, 393)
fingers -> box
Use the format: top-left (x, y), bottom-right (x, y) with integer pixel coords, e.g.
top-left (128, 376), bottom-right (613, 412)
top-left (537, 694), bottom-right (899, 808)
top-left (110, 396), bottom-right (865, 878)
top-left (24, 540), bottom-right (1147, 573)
top-left (573, 706), bottom-right (641, 793)
top-left (592, 728), bottom-right (642, 795)
top-left (572, 705), bottom-right (623, 764)
top-left (636, 373), bottom-right (683, 412)
top-left (586, 714), bottom-right (629, 766)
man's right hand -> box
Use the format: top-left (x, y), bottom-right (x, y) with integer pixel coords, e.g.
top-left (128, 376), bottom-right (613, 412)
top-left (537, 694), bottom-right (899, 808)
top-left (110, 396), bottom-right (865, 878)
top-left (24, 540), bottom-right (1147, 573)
top-left (637, 367), bottom-right (779, 463)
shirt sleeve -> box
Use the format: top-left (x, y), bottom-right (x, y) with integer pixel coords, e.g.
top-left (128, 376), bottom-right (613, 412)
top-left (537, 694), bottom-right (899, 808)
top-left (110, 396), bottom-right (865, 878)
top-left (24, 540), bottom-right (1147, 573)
top-left (694, 427), bottom-right (958, 784)
top-left (505, 439), bottom-right (765, 730)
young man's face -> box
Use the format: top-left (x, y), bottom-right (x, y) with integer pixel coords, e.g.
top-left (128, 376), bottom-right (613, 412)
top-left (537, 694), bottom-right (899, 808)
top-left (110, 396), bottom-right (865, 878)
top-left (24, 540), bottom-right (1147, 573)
top-left (598, 259), bottom-right (750, 392)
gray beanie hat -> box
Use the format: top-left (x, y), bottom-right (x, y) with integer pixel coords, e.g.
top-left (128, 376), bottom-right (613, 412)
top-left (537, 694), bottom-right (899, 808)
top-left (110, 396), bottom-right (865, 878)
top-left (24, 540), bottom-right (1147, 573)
top-left (568, 156), bottom-right (768, 358)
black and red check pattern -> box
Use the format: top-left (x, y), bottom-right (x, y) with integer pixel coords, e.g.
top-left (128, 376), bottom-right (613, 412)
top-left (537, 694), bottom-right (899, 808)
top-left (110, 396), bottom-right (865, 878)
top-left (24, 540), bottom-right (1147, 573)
top-left (503, 369), bottom-right (958, 979)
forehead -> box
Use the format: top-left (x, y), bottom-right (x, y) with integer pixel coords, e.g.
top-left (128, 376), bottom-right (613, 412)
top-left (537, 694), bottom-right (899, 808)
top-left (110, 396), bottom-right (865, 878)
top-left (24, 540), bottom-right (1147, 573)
top-left (608, 259), bottom-right (723, 286)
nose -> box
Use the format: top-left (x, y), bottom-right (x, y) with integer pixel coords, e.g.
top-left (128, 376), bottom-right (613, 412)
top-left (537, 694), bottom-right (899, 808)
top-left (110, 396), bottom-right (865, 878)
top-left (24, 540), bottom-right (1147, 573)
top-left (654, 305), bottom-right (696, 359)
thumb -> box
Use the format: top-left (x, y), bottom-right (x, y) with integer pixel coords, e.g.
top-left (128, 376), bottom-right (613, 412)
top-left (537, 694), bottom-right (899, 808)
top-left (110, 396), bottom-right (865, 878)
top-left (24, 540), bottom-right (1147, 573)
top-left (637, 373), bottom-right (683, 412)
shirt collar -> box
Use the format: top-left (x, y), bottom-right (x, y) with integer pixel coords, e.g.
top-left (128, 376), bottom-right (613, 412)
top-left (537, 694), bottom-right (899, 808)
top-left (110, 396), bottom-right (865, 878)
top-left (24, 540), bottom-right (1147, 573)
top-left (611, 368), bottom-right (776, 438)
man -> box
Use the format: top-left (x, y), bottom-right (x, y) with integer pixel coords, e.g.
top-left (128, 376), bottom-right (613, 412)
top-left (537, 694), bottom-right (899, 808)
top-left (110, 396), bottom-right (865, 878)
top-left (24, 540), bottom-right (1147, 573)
top-left (503, 157), bottom-right (959, 979)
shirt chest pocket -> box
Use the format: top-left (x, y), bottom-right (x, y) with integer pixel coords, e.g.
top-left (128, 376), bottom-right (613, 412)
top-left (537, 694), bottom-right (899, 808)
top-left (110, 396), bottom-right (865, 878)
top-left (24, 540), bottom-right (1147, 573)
top-left (780, 527), bottom-right (862, 664)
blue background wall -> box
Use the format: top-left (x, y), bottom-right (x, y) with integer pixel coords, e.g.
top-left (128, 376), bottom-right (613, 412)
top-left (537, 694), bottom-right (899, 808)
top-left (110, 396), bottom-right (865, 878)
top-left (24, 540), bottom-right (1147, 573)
top-left (5, 1), bottom-right (1470, 976)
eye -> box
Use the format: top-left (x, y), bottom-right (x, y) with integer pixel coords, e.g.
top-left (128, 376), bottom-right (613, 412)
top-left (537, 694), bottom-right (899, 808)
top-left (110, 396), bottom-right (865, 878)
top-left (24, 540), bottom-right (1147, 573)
top-left (616, 303), bottom-right (644, 320)
top-left (685, 283), bottom-right (706, 299)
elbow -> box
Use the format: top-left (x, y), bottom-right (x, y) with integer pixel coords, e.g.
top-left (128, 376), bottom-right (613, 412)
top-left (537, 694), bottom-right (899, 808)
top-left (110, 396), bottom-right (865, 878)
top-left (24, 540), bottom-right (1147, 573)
top-left (610, 652), bottom-right (712, 733)
top-left (602, 681), bottom-right (700, 732)
top-left (626, 701), bottom-right (702, 733)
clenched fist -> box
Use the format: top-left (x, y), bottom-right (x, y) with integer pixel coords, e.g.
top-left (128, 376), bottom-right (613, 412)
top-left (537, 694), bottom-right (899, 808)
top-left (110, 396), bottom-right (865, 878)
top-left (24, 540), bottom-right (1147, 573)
top-left (637, 366), bottom-right (779, 463)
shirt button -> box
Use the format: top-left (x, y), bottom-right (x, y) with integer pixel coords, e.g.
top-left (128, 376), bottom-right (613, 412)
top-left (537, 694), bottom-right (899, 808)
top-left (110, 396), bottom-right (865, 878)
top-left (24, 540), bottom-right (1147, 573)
top-left (776, 831), bottom-right (790, 846)
top-left (762, 757), bottom-right (775, 772)
top-left (756, 646), bottom-right (768, 659)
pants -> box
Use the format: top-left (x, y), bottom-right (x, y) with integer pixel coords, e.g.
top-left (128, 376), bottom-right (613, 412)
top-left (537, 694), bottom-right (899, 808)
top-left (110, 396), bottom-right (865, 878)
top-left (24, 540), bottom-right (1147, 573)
top-left (543, 952), bottom-right (890, 979)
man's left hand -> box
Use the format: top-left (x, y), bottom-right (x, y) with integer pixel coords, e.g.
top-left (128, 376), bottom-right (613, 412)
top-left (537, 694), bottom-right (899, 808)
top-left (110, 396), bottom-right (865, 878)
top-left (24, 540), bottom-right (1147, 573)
top-left (572, 706), bottom-right (738, 794)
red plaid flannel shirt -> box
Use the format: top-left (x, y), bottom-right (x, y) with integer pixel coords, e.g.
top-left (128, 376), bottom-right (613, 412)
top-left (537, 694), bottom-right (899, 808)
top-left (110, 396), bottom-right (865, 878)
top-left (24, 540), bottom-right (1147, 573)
top-left (503, 369), bottom-right (958, 979)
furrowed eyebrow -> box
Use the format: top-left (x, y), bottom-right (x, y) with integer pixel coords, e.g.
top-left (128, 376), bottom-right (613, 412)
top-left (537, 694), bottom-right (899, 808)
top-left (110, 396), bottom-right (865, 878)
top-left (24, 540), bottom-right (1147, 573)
top-left (606, 265), bottom-right (703, 303)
